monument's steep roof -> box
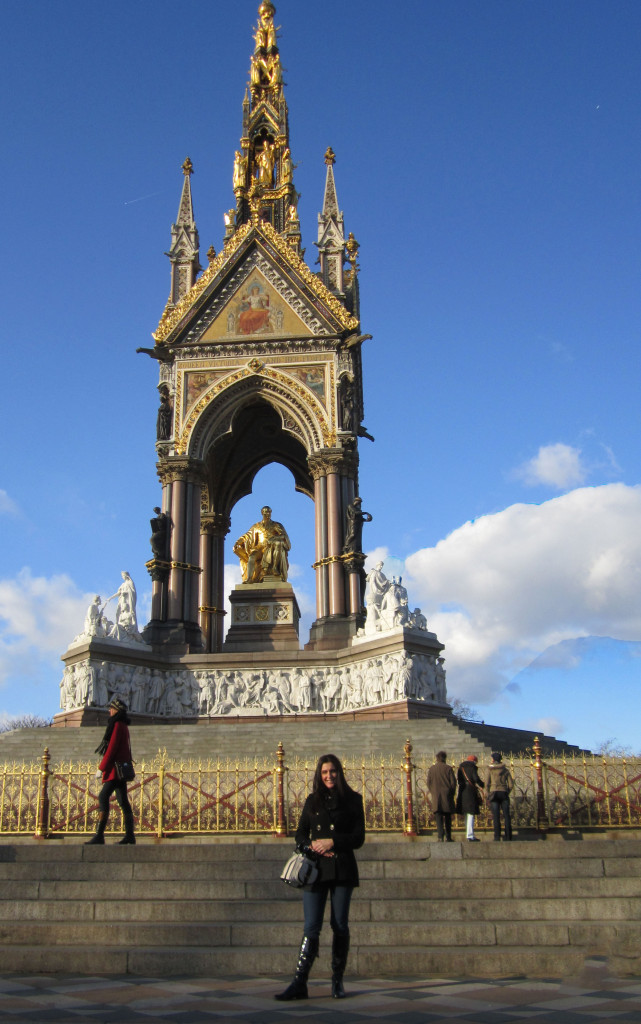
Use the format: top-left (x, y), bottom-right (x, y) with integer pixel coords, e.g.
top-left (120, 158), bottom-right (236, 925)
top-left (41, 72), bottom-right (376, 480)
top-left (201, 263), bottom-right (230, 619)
top-left (153, 218), bottom-right (359, 346)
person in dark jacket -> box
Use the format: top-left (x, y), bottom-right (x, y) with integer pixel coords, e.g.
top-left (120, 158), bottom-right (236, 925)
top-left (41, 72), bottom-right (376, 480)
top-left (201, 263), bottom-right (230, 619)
top-left (275, 752), bottom-right (365, 1002)
top-left (456, 754), bottom-right (484, 841)
top-left (427, 750), bottom-right (457, 841)
top-left (85, 697), bottom-right (135, 845)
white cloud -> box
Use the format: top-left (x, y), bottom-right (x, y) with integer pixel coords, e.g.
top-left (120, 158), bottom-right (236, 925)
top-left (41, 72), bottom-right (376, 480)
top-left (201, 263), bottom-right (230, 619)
top-left (0, 489), bottom-right (20, 517)
top-left (0, 569), bottom-right (90, 690)
top-left (402, 484), bottom-right (641, 703)
top-left (515, 443), bottom-right (586, 489)
top-left (517, 716), bottom-right (565, 737)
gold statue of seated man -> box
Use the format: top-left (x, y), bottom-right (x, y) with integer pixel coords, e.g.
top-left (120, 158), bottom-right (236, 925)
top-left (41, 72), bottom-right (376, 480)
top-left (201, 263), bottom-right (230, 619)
top-left (233, 505), bottom-right (291, 583)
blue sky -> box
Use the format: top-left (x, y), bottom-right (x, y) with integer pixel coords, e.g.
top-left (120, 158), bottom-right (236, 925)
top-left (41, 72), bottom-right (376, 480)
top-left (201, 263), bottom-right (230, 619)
top-left (1, 1), bottom-right (640, 752)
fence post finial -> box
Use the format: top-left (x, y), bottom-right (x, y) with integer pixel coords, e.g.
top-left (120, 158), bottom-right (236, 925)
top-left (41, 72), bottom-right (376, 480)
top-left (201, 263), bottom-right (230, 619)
top-left (402, 738), bottom-right (417, 838)
top-left (533, 736), bottom-right (548, 832)
top-left (274, 741), bottom-right (287, 837)
top-left (35, 747), bottom-right (51, 840)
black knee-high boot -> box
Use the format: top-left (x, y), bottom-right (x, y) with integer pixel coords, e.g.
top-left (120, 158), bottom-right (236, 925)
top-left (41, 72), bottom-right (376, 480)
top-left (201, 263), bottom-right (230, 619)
top-left (274, 935), bottom-right (319, 1001)
top-left (85, 811), bottom-right (108, 845)
top-left (331, 931), bottom-right (350, 999)
top-left (117, 809), bottom-right (136, 845)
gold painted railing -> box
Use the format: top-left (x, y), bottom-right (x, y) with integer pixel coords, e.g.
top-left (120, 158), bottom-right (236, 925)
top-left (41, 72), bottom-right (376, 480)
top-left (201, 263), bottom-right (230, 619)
top-left (1, 738), bottom-right (640, 838)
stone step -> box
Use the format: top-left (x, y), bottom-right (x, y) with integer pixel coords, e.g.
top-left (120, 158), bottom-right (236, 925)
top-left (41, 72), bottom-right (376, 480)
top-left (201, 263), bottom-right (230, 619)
top-left (0, 717), bottom-right (584, 767)
top-left (0, 839), bottom-right (638, 978)
top-left (0, 918), bottom-right (635, 950)
top-left (0, 943), bottom-right (616, 979)
top-left (2, 895), bottom-right (639, 925)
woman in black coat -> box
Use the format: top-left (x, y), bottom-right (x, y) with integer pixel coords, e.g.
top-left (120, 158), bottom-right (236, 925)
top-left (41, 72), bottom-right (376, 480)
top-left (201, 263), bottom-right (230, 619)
top-left (456, 754), bottom-right (484, 841)
top-left (275, 752), bottom-right (365, 1002)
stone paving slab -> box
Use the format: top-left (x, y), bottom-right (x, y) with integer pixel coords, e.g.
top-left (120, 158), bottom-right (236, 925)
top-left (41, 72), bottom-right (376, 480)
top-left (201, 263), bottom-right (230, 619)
top-left (0, 971), bottom-right (639, 1023)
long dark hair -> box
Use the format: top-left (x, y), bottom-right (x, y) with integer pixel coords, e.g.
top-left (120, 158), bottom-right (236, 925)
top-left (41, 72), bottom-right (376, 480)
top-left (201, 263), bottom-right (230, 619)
top-left (310, 753), bottom-right (355, 811)
top-left (94, 707), bottom-right (131, 756)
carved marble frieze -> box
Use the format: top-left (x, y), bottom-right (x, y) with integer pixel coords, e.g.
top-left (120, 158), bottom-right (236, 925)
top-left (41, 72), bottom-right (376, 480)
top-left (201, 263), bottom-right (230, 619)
top-left (58, 648), bottom-right (448, 718)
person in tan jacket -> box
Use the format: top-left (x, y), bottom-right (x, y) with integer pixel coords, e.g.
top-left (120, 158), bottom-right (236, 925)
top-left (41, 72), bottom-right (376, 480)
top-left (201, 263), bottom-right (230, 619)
top-left (485, 751), bottom-right (514, 841)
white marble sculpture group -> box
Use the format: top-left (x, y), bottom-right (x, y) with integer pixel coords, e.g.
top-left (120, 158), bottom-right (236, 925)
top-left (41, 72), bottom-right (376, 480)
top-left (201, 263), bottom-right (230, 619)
top-left (71, 572), bottom-right (144, 646)
top-left (361, 562), bottom-right (427, 635)
top-left (60, 650), bottom-right (446, 716)
top-left (61, 563), bottom-right (446, 716)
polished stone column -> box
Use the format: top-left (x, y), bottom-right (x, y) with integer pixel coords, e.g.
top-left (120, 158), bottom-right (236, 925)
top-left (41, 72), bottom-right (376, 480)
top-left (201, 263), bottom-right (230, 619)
top-left (314, 473), bottom-right (329, 619)
top-left (326, 469), bottom-right (345, 616)
top-left (143, 457), bottom-right (205, 651)
top-left (307, 448), bottom-right (360, 650)
top-left (200, 512), bottom-right (231, 653)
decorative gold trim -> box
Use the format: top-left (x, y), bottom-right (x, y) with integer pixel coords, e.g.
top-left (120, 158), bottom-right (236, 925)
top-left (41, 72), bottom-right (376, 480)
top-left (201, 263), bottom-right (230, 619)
top-left (199, 606), bottom-right (227, 616)
top-left (153, 219), bottom-right (358, 345)
top-left (311, 555), bottom-right (345, 569)
top-left (176, 363), bottom-right (331, 457)
top-left (153, 223), bottom-right (253, 342)
top-left (170, 561), bottom-right (203, 574)
top-left (258, 220), bottom-right (359, 331)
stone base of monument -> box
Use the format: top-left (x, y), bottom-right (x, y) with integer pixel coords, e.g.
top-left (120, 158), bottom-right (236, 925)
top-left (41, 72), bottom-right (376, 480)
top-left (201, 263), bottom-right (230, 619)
top-left (222, 580), bottom-right (300, 652)
top-left (52, 698), bottom-right (450, 728)
top-left (55, 626), bottom-right (449, 725)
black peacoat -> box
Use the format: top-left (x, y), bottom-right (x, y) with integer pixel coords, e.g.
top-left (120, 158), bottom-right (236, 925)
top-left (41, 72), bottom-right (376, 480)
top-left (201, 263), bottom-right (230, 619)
top-left (295, 789), bottom-right (365, 889)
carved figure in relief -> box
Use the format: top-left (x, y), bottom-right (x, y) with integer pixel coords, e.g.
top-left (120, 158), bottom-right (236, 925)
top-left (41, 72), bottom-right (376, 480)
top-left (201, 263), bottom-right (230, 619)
top-left (150, 507), bottom-right (170, 561)
top-left (233, 150), bottom-right (247, 190)
top-left (256, 141), bottom-right (275, 186)
top-left (104, 572), bottom-right (140, 639)
top-left (339, 378), bottom-right (355, 432)
top-left (129, 669), bottom-right (148, 714)
top-left (281, 146), bottom-right (293, 183)
top-left (156, 386), bottom-right (172, 440)
top-left (364, 560), bottom-right (388, 634)
top-left (411, 607), bottom-right (428, 631)
top-left (233, 506), bottom-right (291, 583)
top-left (435, 657), bottom-right (447, 701)
top-left (342, 496), bottom-right (372, 555)
top-left (84, 596), bottom-right (107, 638)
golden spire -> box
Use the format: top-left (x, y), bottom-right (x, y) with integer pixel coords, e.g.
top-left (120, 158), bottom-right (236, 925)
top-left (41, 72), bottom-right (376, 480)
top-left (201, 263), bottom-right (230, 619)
top-left (230, 2), bottom-right (297, 236)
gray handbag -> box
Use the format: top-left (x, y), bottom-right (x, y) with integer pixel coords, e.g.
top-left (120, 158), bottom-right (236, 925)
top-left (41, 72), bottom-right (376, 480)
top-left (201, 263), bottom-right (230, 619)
top-left (280, 850), bottom-right (319, 888)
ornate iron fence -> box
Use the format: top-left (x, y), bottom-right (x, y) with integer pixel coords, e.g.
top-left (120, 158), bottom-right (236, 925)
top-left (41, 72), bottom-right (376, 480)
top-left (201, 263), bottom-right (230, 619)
top-left (0, 738), bottom-right (640, 838)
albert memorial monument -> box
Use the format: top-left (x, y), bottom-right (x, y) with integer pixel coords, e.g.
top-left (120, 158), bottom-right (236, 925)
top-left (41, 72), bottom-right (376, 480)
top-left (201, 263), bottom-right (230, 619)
top-left (57, 1), bottom-right (451, 726)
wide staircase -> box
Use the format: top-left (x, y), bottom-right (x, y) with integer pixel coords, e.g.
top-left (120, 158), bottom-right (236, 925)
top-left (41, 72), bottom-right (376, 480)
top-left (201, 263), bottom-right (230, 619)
top-left (0, 837), bottom-right (638, 978)
top-left (0, 718), bottom-right (585, 768)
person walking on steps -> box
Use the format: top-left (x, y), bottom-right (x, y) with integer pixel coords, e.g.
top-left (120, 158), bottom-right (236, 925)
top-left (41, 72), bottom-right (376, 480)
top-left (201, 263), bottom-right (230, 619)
top-left (485, 751), bottom-right (514, 841)
top-left (86, 697), bottom-right (136, 845)
top-left (456, 754), bottom-right (484, 841)
top-left (275, 753), bottom-right (365, 1002)
top-left (427, 750), bottom-right (457, 841)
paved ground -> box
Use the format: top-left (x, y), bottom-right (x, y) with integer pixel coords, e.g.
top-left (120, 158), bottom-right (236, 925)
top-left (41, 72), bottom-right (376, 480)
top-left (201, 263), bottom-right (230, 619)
top-left (0, 968), bottom-right (639, 1024)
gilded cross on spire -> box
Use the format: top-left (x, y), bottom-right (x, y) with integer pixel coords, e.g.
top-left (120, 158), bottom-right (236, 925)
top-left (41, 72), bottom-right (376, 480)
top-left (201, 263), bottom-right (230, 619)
top-left (324, 147), bottom-right (336, 166)
top-left (182, 156), bottom-right (193, 176)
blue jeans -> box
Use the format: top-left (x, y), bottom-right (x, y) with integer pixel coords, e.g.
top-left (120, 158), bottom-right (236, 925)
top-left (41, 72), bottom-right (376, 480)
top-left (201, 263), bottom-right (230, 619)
top-left (303, 884), bottom-right (354, 939)
top-left (489, 792), bottom-right (512, 840)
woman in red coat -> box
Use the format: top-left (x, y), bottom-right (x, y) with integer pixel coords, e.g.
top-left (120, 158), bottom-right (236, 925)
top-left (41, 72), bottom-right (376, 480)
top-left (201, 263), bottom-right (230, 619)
top-left (86, 697), bottom-right (135, 845)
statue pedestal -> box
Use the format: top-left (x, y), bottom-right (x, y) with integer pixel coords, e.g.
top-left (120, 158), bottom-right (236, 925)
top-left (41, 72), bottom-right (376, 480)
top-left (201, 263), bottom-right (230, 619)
top-left (222, 581), bottom-right (301, 652)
